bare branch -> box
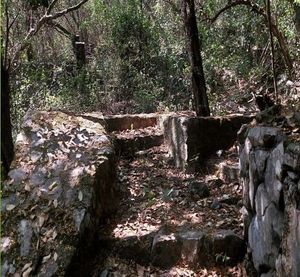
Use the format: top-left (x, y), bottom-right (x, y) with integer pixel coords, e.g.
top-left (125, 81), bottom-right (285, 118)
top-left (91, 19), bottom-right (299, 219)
top-left (8, 12), bottom-right (20, 31)
top-left (210, 0), bottom-right (266, 23)
top-left (48, 0), bottom-right (89, 21)
top-left (48, 21), bottom-right (73, 39)
top-left (46, 0), bottom-right (59, 14)
top-left (10, 0), bottom-right (89, 67)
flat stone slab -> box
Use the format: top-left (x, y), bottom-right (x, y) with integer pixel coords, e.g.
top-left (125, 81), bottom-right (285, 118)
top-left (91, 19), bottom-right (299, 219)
top-left (1, 111), bottom-right (118, 276)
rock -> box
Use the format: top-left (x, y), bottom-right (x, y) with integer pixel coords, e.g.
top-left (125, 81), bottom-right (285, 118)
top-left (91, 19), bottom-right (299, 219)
top-left (249, 185), bottom-right (283, 270)
top-left (211, 199), bottom-right (222, 210)
top-left (263, 142), bottom-right (284, 206)
top-left (260, 271), bottom-right (276, 277)
top-left (162, 114), bottom-right (253, 170)
top-left (276, 207), bottom-right (300, 277)
top-left (114, 134), bottom-right (164, 156)
top-left (247, 126), bottom-right (283, 149)
top-left (151, 227), bottom-right (182, 269)
top-left (239, 125), bottom-right (299, 276)
top-left (189, 181), bottom-right (210, 199)
top-left (287, 171), bottom-right (299, 181)
top-left (18, 220), bottom-right (33, 257)
top-left (178, 230), bottom-right (206, 265)
top-left (99, 269), bottom-right (111, 277)
top-left (209, 178), bottom-right (224, 188)
top-left (284, 143), bottom-right (300, 171)
top-left (212, 230), bottom-right (246, 265)
top-left (219, 162), bottom-right (239, 183)
top-left (115, 234), bottom-right (153, 265)
top-left (219, 195), bottom-right (239, 205)
top-left (2, 111), bottom-right (118, 276)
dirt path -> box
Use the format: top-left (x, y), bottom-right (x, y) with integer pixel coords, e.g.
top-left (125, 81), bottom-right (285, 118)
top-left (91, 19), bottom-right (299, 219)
top-left (90, 144), bottom-right (246, 276)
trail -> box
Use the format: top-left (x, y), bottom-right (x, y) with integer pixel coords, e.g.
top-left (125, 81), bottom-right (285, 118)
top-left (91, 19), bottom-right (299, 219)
top-left (89, 128), bottom-right (246, 276)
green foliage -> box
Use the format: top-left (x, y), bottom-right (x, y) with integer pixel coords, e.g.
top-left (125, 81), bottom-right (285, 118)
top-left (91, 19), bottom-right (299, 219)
top-left (8, 0), bottom-right (300, 137)
top-left (26, 0), bottom-right (49, 9)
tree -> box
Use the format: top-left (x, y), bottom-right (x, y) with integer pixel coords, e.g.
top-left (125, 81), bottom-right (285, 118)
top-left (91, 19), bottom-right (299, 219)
top-left (182, 0), bottom-right (210, 116)
top-left (211, 0), bottom-right (294, 72)
top-left (1, 0), bottom-right (89, 177)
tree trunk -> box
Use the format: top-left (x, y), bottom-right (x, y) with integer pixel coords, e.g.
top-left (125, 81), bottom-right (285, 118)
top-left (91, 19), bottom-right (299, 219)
top-left (294, 3), bottom-right (300, 37)
top-left (182, 0), bottom-right (210, 116)
top-left (1, 62), bottom-right (14, 177)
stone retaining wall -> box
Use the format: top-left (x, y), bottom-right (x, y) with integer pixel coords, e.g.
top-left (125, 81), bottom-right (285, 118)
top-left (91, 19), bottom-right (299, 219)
top-left (1, 111), bottom-right (118, 276)
top-left (162, 114), bottom-right (253, 170)
top-left (239, 126), bottom-right (300, 276)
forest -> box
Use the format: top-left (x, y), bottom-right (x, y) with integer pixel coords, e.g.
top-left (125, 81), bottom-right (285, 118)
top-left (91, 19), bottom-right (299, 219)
top-left (2, 0), bottom-right (300, 164)
top-left (1, 0), bottom-right (300, 276)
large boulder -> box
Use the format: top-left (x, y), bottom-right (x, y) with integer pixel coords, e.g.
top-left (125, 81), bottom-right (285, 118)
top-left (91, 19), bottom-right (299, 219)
top-left (1, 111), bottom-right (118, 276)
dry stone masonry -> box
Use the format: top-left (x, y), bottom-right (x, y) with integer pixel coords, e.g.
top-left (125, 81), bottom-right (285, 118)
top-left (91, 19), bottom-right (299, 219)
top-left (239, 125), bottom-right (300, 276)
top-left (1, 110), bottom-right (258, 276)
top-left (162, 113), bottom-right (253, 170)
top-left (1, 111), bottom-right (118, 276)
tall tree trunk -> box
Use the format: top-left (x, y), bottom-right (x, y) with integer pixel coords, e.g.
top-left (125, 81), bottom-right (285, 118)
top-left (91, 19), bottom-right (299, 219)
top-left (294, 3), bottom-right (300, 37)
top-left (266, 0), bottom-right (278, 102)
top-left (182, 0), bottom-right (210, 116)
top-left (1, 62), bottom-right (14, 177)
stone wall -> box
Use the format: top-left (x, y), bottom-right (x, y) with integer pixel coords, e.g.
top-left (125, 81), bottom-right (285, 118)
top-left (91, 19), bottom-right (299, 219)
top-left (162, 114), bottom-right (253, 170)
top-left (1, 111), bottom-right (119, 276)
top-left (239, 126), bottom-right (300, 276)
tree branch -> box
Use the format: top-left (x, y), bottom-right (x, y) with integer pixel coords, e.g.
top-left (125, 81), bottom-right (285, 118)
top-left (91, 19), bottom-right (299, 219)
top-left (46, 0), bottom-right (59, 15)
top-left (210, 0), bottom-right (293, 71)
top-left (10, 0), bottom-right (89, 67)
top-left (210, 0), bottom-right (266, 23)
top-left (48, 21), bottom-right (74, 39)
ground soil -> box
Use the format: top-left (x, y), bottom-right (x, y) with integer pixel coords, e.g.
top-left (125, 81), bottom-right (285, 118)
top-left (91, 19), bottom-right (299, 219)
top-left (90, 142), bottom-right (246, 277)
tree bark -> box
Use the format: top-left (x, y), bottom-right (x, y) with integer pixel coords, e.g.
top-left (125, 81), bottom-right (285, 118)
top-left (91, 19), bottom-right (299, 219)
top-left (1, 61), bottom-right (14, 177)
top-left (182, 0), bottom-right (210, 116)
top-left (266, 0), bottom-right (278, 103)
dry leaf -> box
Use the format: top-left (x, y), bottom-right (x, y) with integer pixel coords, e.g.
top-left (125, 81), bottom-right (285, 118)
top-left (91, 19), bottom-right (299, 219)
top-left (21, 262), bottom-right (32, 272)
top-left (6, 204), bottom-right (16, 211)
top-left (38, 214), bottom-right (47, 228)
top-left (53, 252), bottom-right (58, 261)
top-left (78, 191), bottom-right (83, 201)
top-left (49, 181), bottom-right (58, 191)
top-left (42, 253), bottom-right (51, 263)
top-left (136, 264), bottom-right (145, 277)
top-left (52, 230), bottom-right (57, 240)
top-left (22, 266), bottom-right (32, 277)
top-left (53, 199), bottom-right (58, 208)
top-left (24, 184), bottom-right (31, 191)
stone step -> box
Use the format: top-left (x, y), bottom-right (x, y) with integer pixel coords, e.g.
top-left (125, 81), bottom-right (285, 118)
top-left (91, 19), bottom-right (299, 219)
top-left (114, 133), bottom-right (164, 156)
top-left (219, 161), bottom-right (240, 183)
top-left (100, 226), bottom-right (245, 270)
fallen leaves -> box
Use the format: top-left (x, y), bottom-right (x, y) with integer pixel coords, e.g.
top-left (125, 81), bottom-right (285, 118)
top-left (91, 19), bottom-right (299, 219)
top-left (53, 199), bottom-right (58, 208)
top-left (6, 204), bottom-right (16, 211)
top-left (93, 143), bottom-right (245, 276)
